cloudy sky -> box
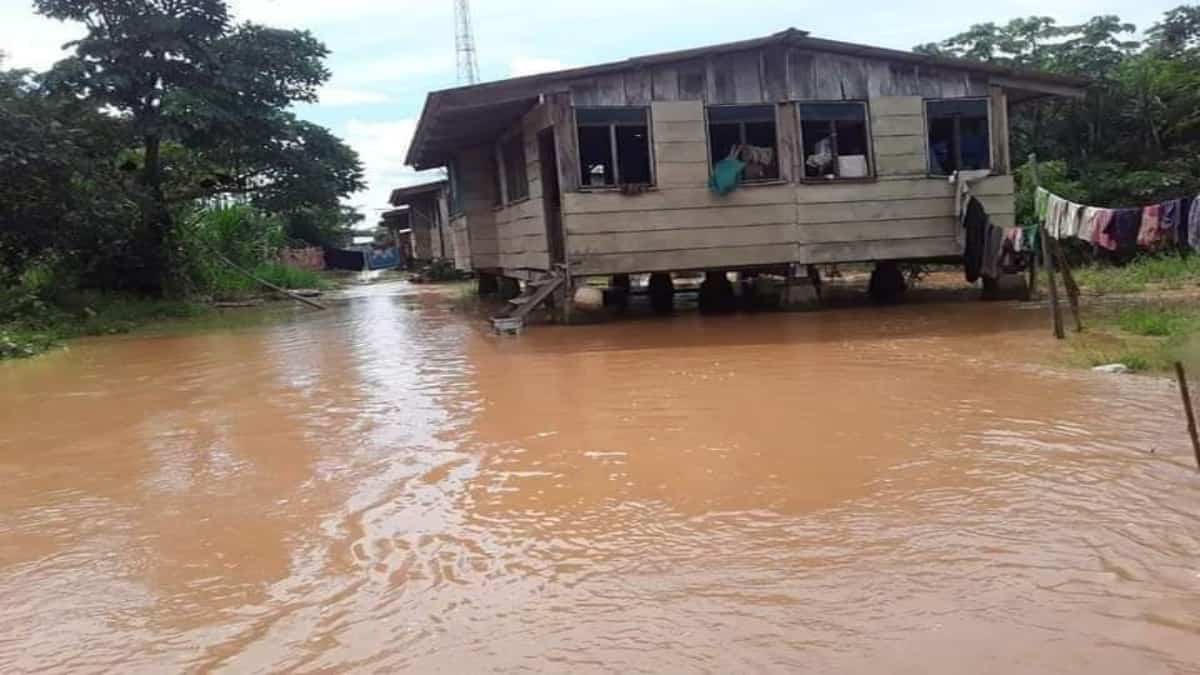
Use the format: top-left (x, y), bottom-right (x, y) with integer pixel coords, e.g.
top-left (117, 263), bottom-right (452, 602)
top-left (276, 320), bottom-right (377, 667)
top-left (0, 0), bottom-right (1183, 219)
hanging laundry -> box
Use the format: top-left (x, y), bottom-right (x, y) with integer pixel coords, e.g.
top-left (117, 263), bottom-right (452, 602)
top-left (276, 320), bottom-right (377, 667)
top-left (1062, 201), bottom-right (1084, 239)
top-left (1106, 208), bottom-right (1142, 254)
top-left (962, 196), bottom-right (990, 283)
top-left (1035, 187), bottom-right (1051, 222)
top-left (1161, 199), bottom-right (1183, 239)
top-left (1043, 193), bottom-right (1065, 238)
top-left (1161, 198), bottom-right (1190, 246)
top-left (1004, 227), bottom-right (1023, 253)
top-left (1078, 206), bottom-right (1101, 243)
top-left (709, 155), bottom-right (746, 196)
top-left (1137, 204), bottom-right (1163, 248)
top-left (1091, 209), bottom-right (1117, 251)
top-left (1189, 194), bottom-right (1200, 251)
top-left (980, 223), bottom-right (1007, 281)
top-left (1022, 223), bottom-right (1040, 253)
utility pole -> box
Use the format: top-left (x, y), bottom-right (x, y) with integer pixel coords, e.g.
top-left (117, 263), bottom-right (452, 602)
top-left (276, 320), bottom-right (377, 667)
top-left (453, 0), bottom-right (480, 85)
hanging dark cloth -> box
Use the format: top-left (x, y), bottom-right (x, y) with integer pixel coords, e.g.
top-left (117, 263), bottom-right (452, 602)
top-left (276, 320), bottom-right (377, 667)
top-left (1105, 208), bottom-right (1142, 255)
top-left (324, 247), bottom-right (365, 271)
top-left (962, 196), bottom-right (990, 283)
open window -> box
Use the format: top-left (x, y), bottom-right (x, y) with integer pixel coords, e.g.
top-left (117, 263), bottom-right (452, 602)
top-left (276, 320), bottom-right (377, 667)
top-left (575, 107), bottom-right (653, 188)
top-left (501, 134), bottom-right (529, 203)
top-left (707, 105), bottom-right (779, 182)
top-left (799, 102), bottom-right (872, 180)
top-left (926, 99), bottom-right (991, 175)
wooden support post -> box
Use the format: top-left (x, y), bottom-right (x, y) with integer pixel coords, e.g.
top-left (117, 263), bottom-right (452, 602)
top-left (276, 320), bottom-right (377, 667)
top-left (1041, 232), bottom-right (1065, 340)
top-left (1026, 236), bottom-right (1039, 301)
top-left (1175, 362), bottom-right (1200, 470)
top-left (1030, 154), bottom-right (1064, 340)
top-left (1051, 237), bottom-right (1083, 333)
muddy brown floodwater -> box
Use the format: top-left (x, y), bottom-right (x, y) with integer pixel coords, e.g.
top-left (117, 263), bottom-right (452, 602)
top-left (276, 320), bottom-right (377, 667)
top-left (2, 281), bottom-right (1200, 674)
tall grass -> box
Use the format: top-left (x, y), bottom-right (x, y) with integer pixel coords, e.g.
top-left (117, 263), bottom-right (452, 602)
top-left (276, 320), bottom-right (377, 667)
top-left (1114, 306), bottom-right (1200, 337)
top-left (1073, 254), bottom-right (1200, 294)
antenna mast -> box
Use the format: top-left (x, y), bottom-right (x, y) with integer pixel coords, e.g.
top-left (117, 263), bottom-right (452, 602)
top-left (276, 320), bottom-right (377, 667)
top-left (453, 0), bottom-right (480, 85)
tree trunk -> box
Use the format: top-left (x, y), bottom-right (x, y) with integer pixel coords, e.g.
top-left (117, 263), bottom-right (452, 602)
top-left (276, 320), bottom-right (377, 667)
top-left (139, 133), bottom-right (172, 296)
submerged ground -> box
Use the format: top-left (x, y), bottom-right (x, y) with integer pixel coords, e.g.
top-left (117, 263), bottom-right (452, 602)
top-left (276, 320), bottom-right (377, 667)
top-left (2, 280), bottom-right (1199, 673)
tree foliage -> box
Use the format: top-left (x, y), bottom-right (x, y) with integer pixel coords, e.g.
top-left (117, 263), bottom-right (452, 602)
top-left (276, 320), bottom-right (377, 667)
top-left (918, 7), bottom-right (1200, 216)
top-left (0, 62), bottom-right (137, 287)
top-left (23, 0), bottom-right (363, 293)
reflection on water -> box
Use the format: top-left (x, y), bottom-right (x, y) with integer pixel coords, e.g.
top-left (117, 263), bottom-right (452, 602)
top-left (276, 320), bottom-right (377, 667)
top-left (2, 282), bottom-right (1199, 673)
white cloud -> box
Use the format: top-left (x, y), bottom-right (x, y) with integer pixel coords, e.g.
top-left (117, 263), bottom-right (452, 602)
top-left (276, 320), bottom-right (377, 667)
top-left (0, 7), bottom-right (82, 71)
top-left (509, 57), bottom-right (570, 78)
top-left (341, 119), bottom-right (444, 218)
top-left (318, 87), bottom-right (390, 106)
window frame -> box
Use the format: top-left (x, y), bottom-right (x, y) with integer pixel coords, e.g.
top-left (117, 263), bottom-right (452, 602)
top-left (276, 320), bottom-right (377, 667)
top-left (923, 97), bottom-right (993, 177)
top-left (573, 105), bottom-right (656, 191)
top-left (496, 131), bottom-right (530, 206)
top-left (795, 100), bottom-right (876, 184)
top-left (704, 103), bottom-right (783, 185)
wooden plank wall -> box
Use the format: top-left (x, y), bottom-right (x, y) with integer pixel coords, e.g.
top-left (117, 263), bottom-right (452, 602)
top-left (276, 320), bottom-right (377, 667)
top-left (568, 48), bottom-right (989, 108)
top-left (449, 214), bottom-right (472, 270)
top-left (455, 44), bottom-right (1015, 276)
top-left (408, 193), bottom-right (448, 260)
top-left (411, 217), bottom-right (433, 259)
top-left (492, 104), bottom-right (552, 270)
top-left (559, 94), bottom-right (1014, 276)
top-left (454, 144), bottom-right (499, 270)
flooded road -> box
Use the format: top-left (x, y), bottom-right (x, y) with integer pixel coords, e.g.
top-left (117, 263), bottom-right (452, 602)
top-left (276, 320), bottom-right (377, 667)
top-left (2, 282), bottom-right (1199, 673)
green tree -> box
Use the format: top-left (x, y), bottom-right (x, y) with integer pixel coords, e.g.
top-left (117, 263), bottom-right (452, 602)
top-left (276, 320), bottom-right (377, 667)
top-left (917, 6), bottom-right (1200, 217)
top-left (36, 0), bottom-right (363, 293)
top-left (0, 60), bottom-right (136, 286)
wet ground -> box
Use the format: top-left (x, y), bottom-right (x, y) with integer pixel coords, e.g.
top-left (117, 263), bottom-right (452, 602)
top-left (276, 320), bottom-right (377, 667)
top-left (2, 281), bottom-right (1199, 673)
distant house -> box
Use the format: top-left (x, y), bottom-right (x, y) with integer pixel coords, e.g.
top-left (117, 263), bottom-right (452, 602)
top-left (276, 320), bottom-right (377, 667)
top-left (388, 180), bottom-right (455, 267)
top-left (406, 28), bottom-right (1085, 301)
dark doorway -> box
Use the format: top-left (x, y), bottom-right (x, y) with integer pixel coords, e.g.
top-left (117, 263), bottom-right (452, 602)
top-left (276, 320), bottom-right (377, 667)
top-left (537, 128), bottom-right (566, 266)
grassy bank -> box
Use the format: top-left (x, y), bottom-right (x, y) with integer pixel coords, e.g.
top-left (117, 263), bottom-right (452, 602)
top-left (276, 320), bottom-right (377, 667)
top-left (1071, 253), bottom-right (1200, 295)
top-left (2, 262), bottom-right (332, 361)
top-left (202, 262), bottom-right (331, 300)
top-left (1, 293), bottom-right (208, 360)
top-left (1049, 255), bottom-right (1200, 372)
top-left (1066, 304), bottom-right (1200, 372)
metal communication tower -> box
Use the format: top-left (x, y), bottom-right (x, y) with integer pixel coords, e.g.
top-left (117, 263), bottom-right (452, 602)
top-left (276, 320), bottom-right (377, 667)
top-left (453, 0), bottom-right (480, 85)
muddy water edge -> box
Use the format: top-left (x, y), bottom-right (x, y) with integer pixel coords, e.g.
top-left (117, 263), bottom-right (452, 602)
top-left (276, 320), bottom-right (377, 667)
top-left (1, 281), bottom-right (1199, 674)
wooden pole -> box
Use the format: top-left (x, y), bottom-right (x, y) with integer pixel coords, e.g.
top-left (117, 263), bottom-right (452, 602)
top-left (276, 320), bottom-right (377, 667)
top-left (1029, 154), bottom-right (1064, 339)
top-left (1051, 237), bottom-right (1084, 332)
top-left (1026, 234), bottom-right (1039, 301)
top-left (1041, 231), bottom-right (1065, 339)
top-left (1174, 361), bottom-right (1200, 470)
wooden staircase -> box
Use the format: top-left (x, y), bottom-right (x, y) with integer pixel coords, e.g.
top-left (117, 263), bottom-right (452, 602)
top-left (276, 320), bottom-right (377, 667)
top-left (491, 275), bottom-right (565, 333)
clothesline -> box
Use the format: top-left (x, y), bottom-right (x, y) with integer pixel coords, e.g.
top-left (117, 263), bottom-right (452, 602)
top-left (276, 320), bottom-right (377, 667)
top-left (1036, 187), bottom-right (1200, 253)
